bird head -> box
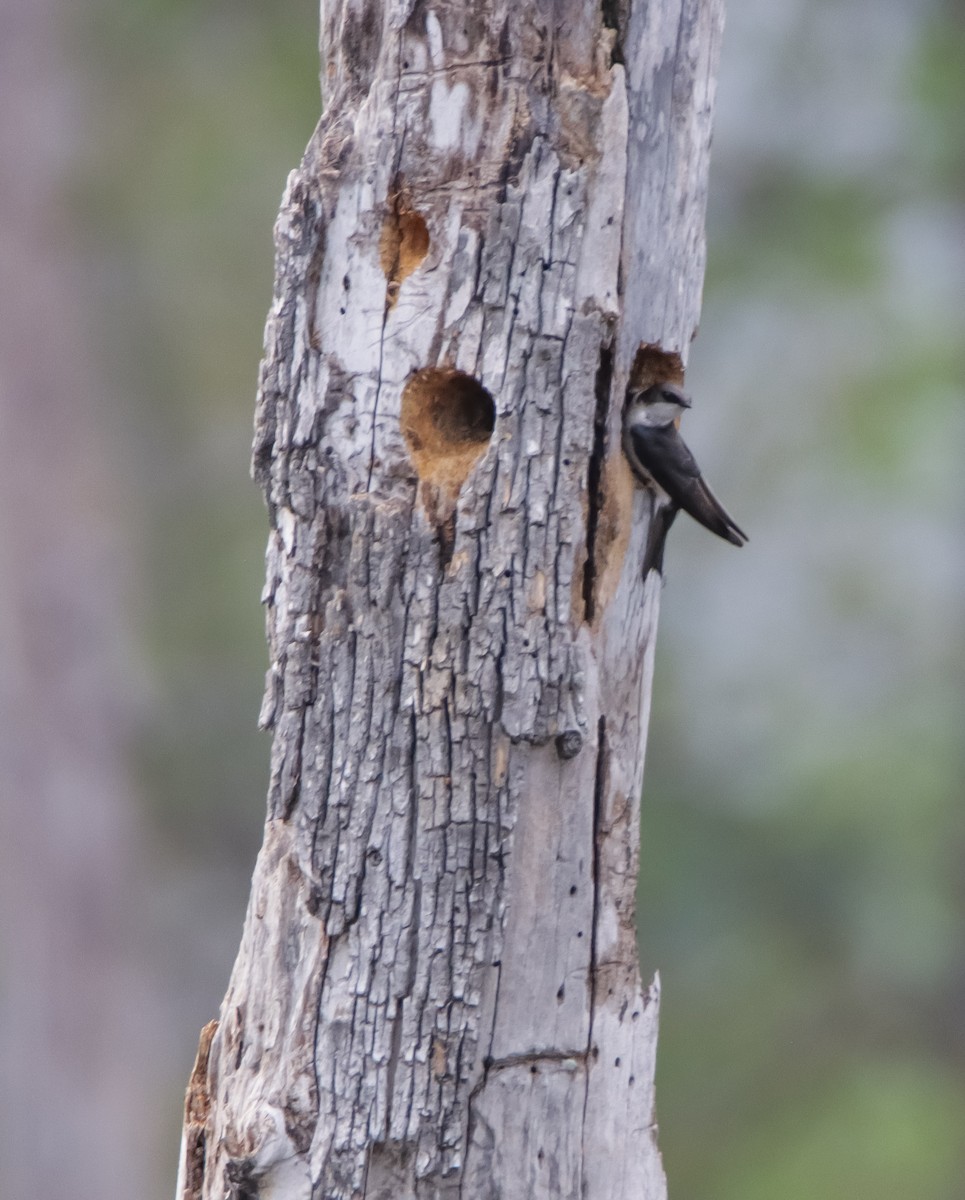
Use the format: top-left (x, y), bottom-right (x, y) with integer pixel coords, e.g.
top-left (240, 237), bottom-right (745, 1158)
top-left (625, 382), bottom-right (692, 429)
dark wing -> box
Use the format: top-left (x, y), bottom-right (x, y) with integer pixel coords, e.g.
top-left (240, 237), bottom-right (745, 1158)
top-left (628, 423), bottom-right (748, 546)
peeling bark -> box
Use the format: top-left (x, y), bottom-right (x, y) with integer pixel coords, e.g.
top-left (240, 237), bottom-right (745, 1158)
top-left (177, 0), bottom-right (723, 1195)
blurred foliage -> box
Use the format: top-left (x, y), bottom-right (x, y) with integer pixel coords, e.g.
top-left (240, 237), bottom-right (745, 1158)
top-left (78, 0), bottom-right (320, 866)
top-left (638, 2), bottom-right (965, 1197)
top-left (68, 0), bottom-right (965, 1194)
top-left (72, 5), bottom-right (322, 1171)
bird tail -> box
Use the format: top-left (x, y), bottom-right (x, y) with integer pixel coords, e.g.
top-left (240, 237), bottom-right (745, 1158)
top-left (642, 503), bottom-right (678, 578)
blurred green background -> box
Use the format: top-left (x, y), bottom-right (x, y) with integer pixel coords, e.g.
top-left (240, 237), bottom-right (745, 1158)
top-left (0, 0), bottom-right (962, 1196)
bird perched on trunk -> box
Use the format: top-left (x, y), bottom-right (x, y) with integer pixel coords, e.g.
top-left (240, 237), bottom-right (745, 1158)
top-left (622, 381), bottom-right (747, 577)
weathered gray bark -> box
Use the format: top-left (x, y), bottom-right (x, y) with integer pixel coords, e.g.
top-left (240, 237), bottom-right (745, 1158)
top-left (178, 0), bottom-right (722, 1196)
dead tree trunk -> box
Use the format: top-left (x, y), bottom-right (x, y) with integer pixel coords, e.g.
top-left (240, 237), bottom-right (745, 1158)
top-left (178, 0), bottom-right (723, 1196)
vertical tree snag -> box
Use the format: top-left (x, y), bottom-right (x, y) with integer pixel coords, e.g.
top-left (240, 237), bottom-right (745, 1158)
top-left (177, 0), bottom-right (723, 1196)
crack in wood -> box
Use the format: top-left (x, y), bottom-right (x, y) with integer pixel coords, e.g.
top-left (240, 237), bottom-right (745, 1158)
top-left (582, 711), bottom-right (609, 1185)
top-left (600, 0), bottom-right (625, 65)
top-left (581, 344), bottom-right (614, 624)
top-left (588, 715), bottom-right (607, 1027)
top-left (479, 1048), bottom-right (588, 1073)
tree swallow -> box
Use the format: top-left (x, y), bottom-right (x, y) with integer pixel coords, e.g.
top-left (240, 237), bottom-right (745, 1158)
top-left (623, 382), bottom-right (747, 576)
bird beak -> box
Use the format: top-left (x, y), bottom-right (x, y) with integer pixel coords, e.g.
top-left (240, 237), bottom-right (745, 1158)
top-left (678, 393), bottom-right (692, 408)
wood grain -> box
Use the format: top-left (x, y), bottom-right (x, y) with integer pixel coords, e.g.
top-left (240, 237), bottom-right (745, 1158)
top-left (178, 0), bottom-right (723, 1195)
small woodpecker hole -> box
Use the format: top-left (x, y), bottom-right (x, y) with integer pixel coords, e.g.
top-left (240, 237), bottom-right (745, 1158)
top-left (380, 187), bottom-right (430, 309)
top-left (627, 343), bottom-right (685, 399)
top-left (401, 368), bottom-right (495, 493)
top-left (397, 210), bottom-right (429, 274)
